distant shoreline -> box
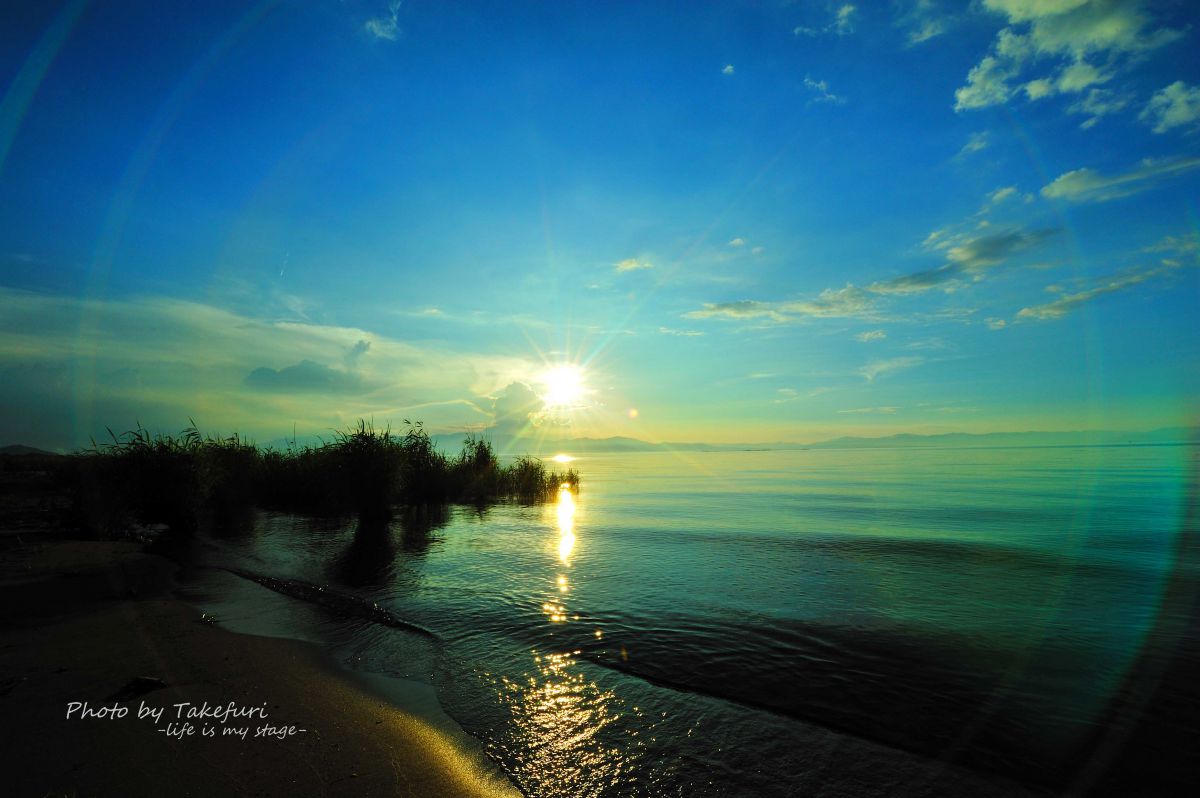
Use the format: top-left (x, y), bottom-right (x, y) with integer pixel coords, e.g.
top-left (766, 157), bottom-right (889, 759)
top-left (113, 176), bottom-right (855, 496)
top-left (4, 424), bottom-right (1196, 458)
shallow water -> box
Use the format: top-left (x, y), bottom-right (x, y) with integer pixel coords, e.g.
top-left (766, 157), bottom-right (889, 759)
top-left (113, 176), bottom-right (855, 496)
top-left (180, 444), bottom-right (1199, 796)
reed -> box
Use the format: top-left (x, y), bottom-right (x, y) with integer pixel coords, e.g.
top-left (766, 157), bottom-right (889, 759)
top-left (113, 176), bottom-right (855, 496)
top-left (66, 420), bottom-right (578, 537)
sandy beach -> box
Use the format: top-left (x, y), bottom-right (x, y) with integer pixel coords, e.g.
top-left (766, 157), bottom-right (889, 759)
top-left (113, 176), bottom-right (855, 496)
top-left (0, 536), bottom-right (522, 798)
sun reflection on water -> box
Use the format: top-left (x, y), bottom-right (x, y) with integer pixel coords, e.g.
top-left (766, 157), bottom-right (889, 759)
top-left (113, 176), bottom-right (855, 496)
top-left (556, 483), bottom-right (576, 564)
top-left (483, 479), bottom-right (652, 795)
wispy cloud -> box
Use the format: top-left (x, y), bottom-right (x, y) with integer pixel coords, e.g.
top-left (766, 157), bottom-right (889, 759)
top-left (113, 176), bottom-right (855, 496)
top-left (687, 211), bottom-right (1059, 326)
top-left (722, 64), bottom-right (735, 75)
top-left (728, 237), bottom-right (746, 247)
top-left (945, 227), bottom-right (1057, 270)
top-left (615, 257), bottom-right (653, 273)
top-left (870, 226), bottom-right (1059, 294)
top-left (1142, 233), bottom-right (1199, 256)
top-left (684, 300), bottom-right (786, 323)
top-left (684, 284), bottom-right (879, 324)
top-left (1068, 88), bottom-right (1132, 129)
top-left (658, 326), bottom-right (704, 337)
top-left (1016, 261), bottom-right (1185, 320)
top-left (837, 406), bottom-right (899, 414)
top-left (804, 76), bottom-right (845, 104)
top-left (773, 387), bottom-right (800, 404)
top-left (955, 131), bottom-right (992, 159)
top-left (1041, 156), bottom-right (1200, 203)
top-left (364, 0), bottom-right (402, 41)
top-left (794, 3), bottom-right (857, 37)
top-left (1140, 81), bottom-right (1200, 134)
top-left (785, 285), bottom-right (876, 317)
top-left (954, 0), bottom-right (1182, 113)
top-left (897, 0), bottom-right (953, 45)
top-left (855, 329), bottom-right (887, 342)
top-left (859, 356), bottom-right (923, 382)
top-left (986, 185), bottom-right (1018, 205)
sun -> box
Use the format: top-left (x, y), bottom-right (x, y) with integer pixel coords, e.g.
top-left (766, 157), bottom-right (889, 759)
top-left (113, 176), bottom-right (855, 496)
top-left (540, 364), bottom-right (586, 409)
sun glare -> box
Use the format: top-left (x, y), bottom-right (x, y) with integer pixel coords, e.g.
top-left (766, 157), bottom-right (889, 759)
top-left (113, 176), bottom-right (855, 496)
top-left (541, 364), bottom-right (586, 408)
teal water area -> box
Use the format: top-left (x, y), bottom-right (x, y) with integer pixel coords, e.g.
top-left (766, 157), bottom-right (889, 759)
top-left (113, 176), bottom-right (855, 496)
top-left (180, 444), bottom-right (1199, 796)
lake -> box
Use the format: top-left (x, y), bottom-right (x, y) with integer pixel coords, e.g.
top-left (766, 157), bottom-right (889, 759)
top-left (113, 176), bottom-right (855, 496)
top-left (180, 444), bottom-right (1199, 796)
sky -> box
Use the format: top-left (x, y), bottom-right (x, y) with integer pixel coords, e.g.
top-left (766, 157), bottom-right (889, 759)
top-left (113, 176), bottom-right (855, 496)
top-left (0, 0), bottom-right (1198, 450)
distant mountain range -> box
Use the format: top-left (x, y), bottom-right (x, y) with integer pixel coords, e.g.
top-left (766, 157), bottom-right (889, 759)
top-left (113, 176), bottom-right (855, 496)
top-left (804, 427), bottom-right (1195, 449)
top-left (0, 444), bottom-right (59, 456)
top-left (431, 426), bottom-right (1196, 455)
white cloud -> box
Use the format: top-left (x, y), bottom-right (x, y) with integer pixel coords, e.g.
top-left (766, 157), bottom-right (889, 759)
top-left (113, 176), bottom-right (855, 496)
top-left (1019, 59), bottom-right (1112, 101)
top-left (956, 55), bottom-right (1019, 110)
top-left (956, 131), bottom-right (992, 158)
top-left (834, 3), bottom-right (858, 34)
top-left (897, 0), bottom-right (953, 44)
top-left (722, 64), bottom-right (735, 75)
top-left (867, 263), bottom-right (959, 294)
top-left (1023, 78), bottom-right (1054, 100)
top-left (783, 285), bottom-right (877, 317)
top-left (774, 387), bottom-right (799, 404)
top-left (988, 185), bottom-right (1019, 205)
top-left (855, 329), bottom-right (887, 342)
top-left (859, 357), bottom-right (924, 382)
top-left (658, 326), bottom-right (705, 337)
top-left (684, 300), bottom-right (785, 322)
top-left (984, 1), bottom-right (1090, 23)
top-left (1140, 81), bottom-right (1200, 134)
top-left (986, 317), bottom-right (1008, 329)
top-left (364, 0), bottom-right (402, 41)
top-left (490, 382), bottom-right (543, 432)
top-left (1016, 260), bottom-right (1184, 319)
top-left (837, 406), bottom-right (900, 414)
top-left (1142, 233), bottom-right (1199, 256)
top-left (955, 0), bottom-right (1182, 113)
top-left (795, 3), bottom-right (858, 37)
top-left (1068, 87), bottom-right (1132, 128)
top-left (1041, 156), bottom-right (1200, 203)
top-left (728, 237), bottom-right (746, 247)
top-left (804, 76), bottom-right (845, 104)
top-left (688, 193), bottom-right (1060, 324)
top-left (615, 257), bottom-right (653, 273)
top-left (0, 287), bottom-right (544, 448)
top-left (684, 285), bottom-right (879, 325)
top-left (751, 246), bottom-right (764, 255)
top-left (870, 225), bottom-right (1059, 294)
top-left (946, 228), bottom-right (1056, 268)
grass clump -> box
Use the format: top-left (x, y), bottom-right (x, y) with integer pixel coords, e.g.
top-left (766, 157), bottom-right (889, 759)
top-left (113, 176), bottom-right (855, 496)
top-left (70, 423), bottom-right (259, 537)
top-left (68, 419), bottom-right (579, 537)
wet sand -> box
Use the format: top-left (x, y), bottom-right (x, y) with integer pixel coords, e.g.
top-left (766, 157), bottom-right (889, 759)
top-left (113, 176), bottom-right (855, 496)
top-left (0, 537), bottom-right (521, 798)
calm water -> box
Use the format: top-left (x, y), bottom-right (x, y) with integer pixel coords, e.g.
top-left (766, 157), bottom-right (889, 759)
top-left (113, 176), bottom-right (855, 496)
top-left (181, 445), bottom-right (1198, 796)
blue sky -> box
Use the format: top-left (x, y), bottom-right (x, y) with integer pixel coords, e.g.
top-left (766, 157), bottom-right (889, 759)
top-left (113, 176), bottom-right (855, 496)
top-left (1, 0), bottom-right (1198, 449)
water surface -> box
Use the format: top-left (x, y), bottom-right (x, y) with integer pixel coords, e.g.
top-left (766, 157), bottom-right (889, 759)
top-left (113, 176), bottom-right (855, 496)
top-left (181, 445), bottom-right (1199, 796)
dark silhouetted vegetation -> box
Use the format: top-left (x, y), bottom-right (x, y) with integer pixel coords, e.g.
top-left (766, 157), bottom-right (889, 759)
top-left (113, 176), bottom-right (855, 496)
top-left (66, 420), bottom-right (579, 538)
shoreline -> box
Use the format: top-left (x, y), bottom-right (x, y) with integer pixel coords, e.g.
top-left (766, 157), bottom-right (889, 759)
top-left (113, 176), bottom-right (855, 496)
top-left (0, 535), bottom-right (522, 798)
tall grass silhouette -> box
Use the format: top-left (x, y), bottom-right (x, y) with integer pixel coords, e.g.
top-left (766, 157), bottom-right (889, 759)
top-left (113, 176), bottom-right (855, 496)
top-left (68, 420), bottom-right (579, 537)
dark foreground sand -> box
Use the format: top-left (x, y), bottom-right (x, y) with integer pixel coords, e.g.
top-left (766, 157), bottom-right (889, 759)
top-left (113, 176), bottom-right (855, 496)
top-left (0, 538), bottom-right (522, 798)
